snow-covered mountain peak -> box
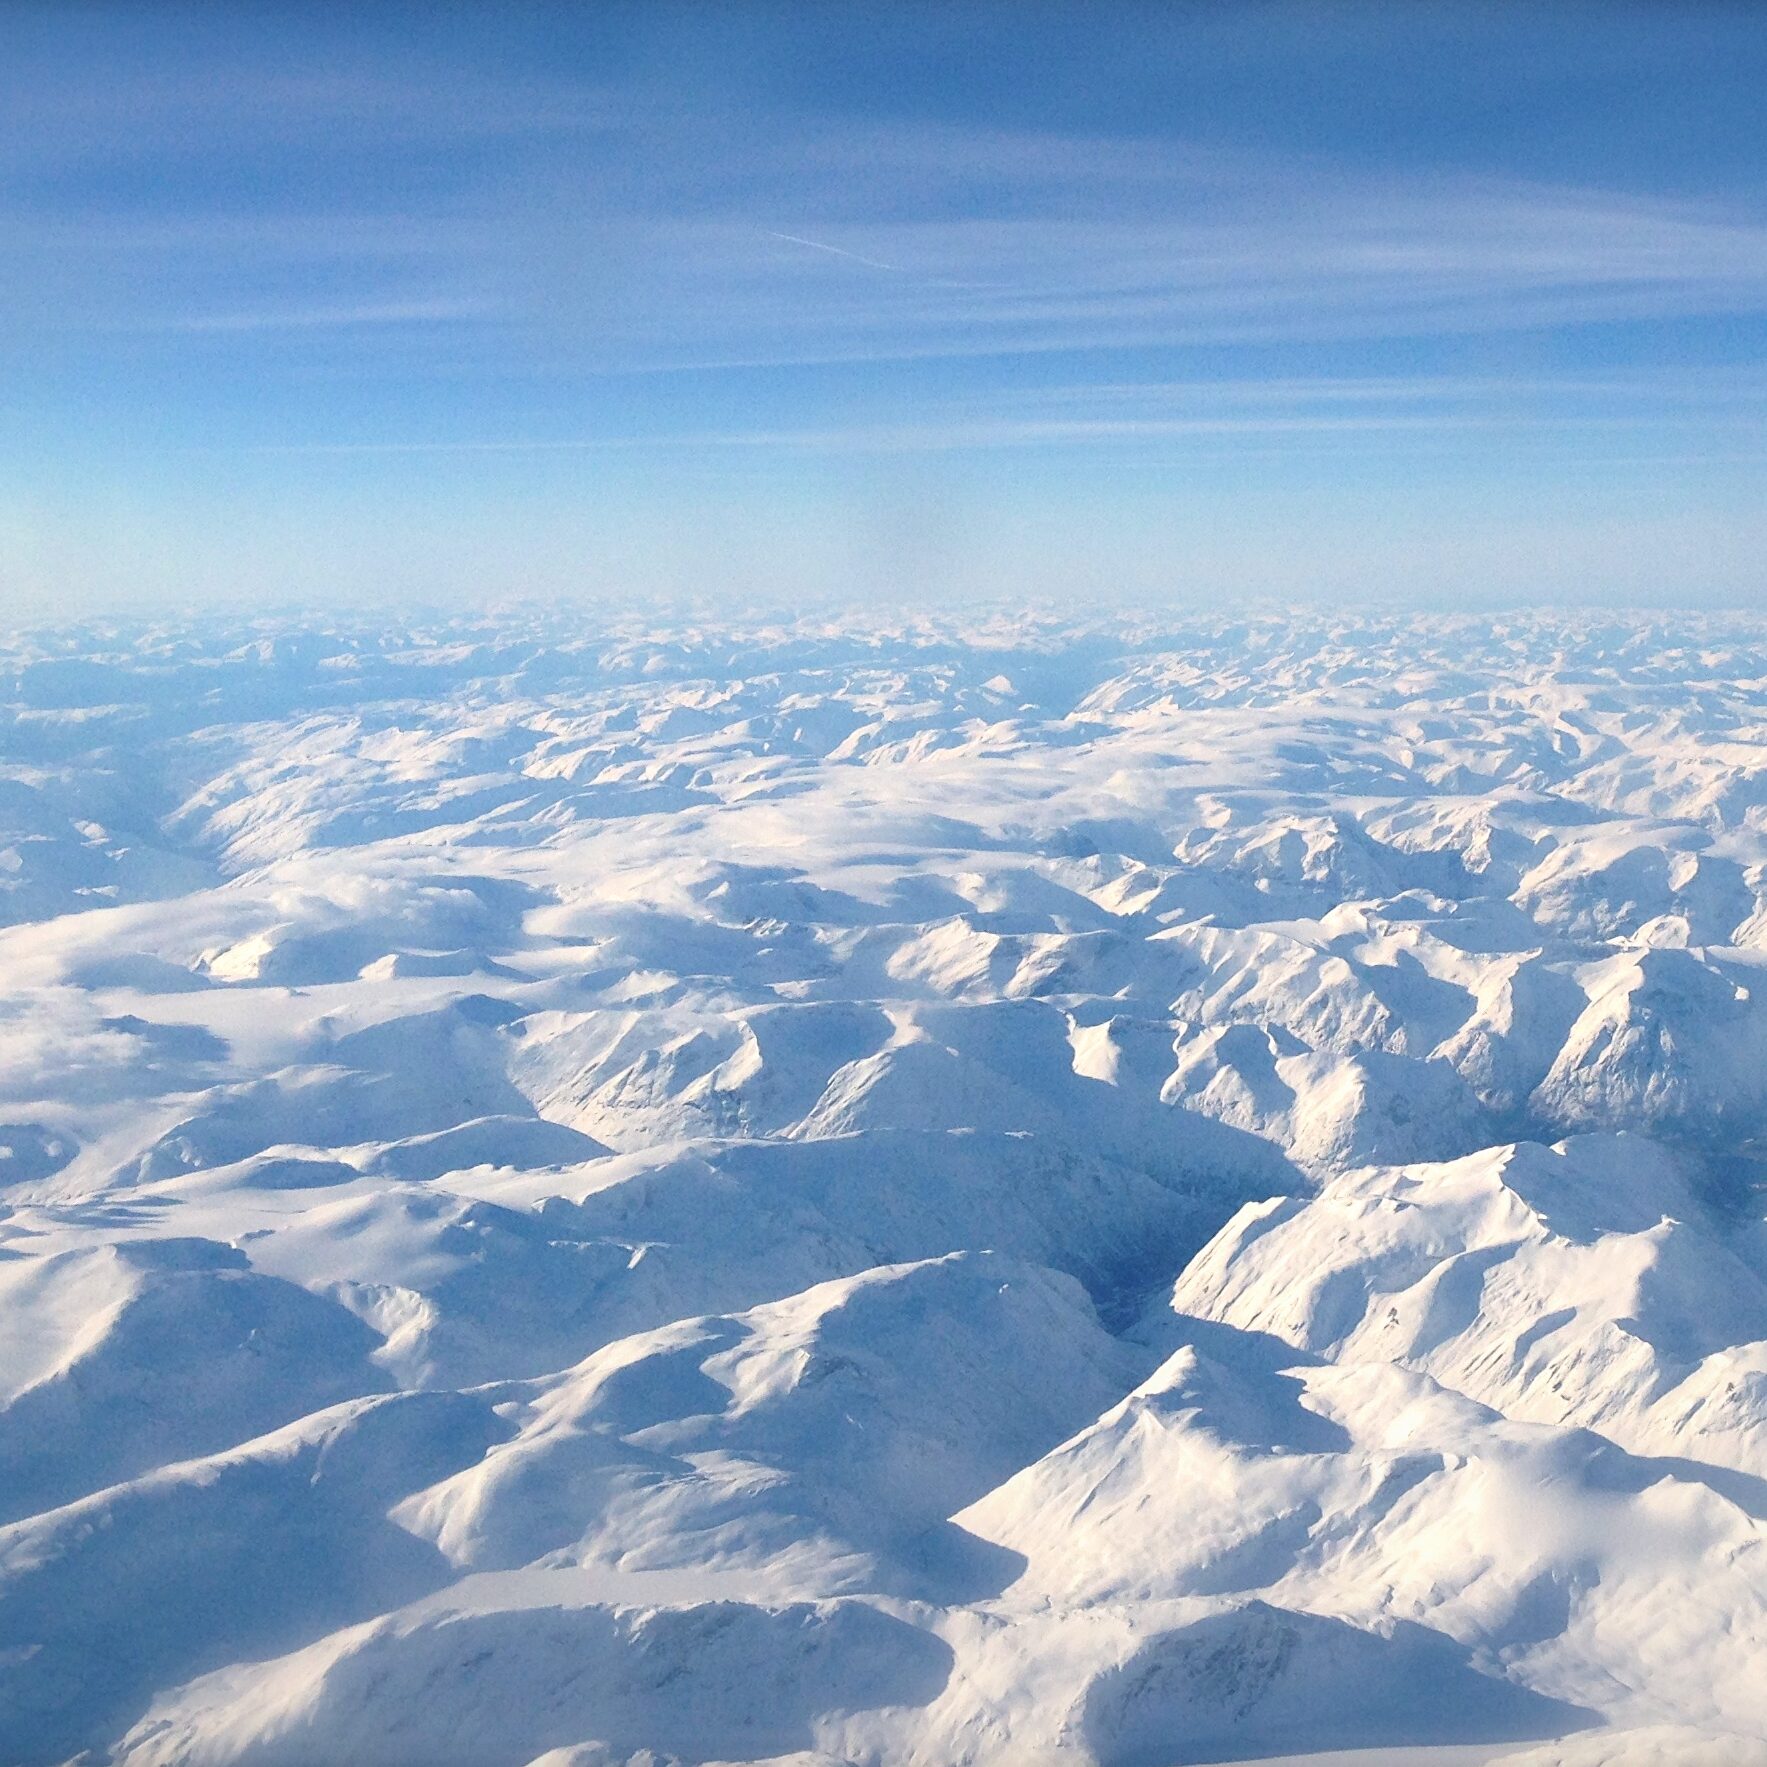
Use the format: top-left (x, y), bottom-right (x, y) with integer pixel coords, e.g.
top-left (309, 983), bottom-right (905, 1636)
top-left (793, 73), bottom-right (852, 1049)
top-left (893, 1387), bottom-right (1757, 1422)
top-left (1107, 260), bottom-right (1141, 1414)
top-left (2, 608), bottom-right (1764, 1765)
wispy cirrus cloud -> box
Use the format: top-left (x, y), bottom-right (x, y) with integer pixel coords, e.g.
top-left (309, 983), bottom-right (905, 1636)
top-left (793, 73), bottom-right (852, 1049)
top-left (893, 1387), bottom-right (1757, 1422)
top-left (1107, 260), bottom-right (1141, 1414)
top-left (144, 299), bottom-right (492, 336)
top-left (211, 370), bottom-right (1767, 461)
top-left (9, 61), bottom-right (1767, 374)
top-left (572, 166), bottom-right (1767, 367)
top-left (5, 5), bottom-right (1766, 614)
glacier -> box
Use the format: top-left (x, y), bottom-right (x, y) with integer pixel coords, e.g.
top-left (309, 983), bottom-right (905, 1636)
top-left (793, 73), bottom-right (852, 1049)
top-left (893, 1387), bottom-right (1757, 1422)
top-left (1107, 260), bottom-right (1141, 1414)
top-left (1, 607), bottom-right (1765, 1767)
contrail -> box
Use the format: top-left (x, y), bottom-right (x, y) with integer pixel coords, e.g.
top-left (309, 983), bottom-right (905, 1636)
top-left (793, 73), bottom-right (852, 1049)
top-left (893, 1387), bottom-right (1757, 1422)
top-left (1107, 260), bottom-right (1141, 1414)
top-left (762, 228), bottom-right (904, 273)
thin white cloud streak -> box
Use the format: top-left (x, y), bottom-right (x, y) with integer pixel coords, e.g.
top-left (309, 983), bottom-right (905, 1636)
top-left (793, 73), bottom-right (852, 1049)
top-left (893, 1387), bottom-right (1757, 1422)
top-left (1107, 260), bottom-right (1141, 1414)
top-left (0, 29), bottom-right (626, 168)
top-left (997, 369), bottom-right (1767, 415)
top-left (213, 408), bottom-right (1767, 459)
top-left (163, 299), bottom-right (492, 335)
top-left (182, 363), bottom-right (1764, 458)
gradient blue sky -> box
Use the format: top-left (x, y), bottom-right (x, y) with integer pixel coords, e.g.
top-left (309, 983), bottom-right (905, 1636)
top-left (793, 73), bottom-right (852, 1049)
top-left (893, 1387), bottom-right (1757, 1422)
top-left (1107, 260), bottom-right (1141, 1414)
top-left (5, 2), bottom-right (1767, 612)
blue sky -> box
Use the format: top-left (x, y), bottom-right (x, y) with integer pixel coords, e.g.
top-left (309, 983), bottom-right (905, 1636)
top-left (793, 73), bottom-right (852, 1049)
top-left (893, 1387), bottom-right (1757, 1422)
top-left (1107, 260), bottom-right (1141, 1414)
top-left (5, 3), bottom-right (1766, 612)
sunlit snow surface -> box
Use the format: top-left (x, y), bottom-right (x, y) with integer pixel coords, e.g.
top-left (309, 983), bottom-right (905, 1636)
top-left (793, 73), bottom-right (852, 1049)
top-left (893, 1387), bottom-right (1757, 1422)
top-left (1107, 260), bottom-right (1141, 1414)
top-left (2, 609), bottom-right (1766, 1767)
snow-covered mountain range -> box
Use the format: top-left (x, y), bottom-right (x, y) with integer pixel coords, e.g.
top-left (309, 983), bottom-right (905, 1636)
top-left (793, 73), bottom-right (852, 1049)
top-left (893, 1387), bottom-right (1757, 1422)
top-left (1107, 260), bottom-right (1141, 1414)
top-left (2, 608), bottom-right (1764, 1766)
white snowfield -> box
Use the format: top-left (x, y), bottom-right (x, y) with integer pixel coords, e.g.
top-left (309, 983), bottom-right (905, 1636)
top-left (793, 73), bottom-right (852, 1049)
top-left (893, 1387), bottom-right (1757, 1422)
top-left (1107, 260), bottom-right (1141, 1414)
top-left (1, 608), bottom-right (1765, 1767)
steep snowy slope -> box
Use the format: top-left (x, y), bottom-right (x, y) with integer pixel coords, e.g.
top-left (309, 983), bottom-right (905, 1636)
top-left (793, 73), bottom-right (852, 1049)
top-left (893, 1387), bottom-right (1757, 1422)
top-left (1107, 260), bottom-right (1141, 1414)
top-left (1172, 1135), bottom-right (1767, 1474)
top-left (0, 608), bottom-right (1764, 1766)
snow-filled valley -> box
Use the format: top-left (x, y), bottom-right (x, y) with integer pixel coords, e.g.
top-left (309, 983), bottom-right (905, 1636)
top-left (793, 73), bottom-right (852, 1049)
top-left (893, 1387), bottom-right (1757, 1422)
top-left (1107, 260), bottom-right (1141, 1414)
top-left (2, 607), bottom-right (1766, 1767)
